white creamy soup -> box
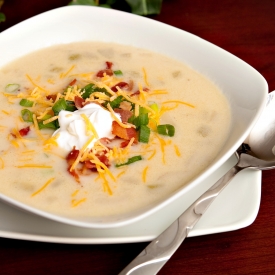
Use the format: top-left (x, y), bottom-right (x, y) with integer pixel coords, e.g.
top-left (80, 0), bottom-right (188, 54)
top-left (0, 42), bottom-right (231, 218)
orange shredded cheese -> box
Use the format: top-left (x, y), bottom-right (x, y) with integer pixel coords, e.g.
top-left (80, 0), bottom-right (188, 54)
top-left (162, 100), bottom-right (195, 108)
top-left (142, 67), bottom-right (150, 87)
top-left (80, 113), bottom-right (99, 138)
top-left (147, 149), bottom-right (156, 160)
top-left (89, 152), bottom-right (116, 182)
top-left (174, 144), bottom-right (181, 156)
top-left (70, 135), bottom-right (95, 171)
top-left (32, 115), bottom-right (45, 140)
top-left (43, 115), bottom-right (59, 125)
top-left (31, 177), bottom-right (55, 197)
top-left (16, 164), bottom-right (52, 168)
top-left (155, 135), bottom-right (167, 164)
top-left (98, 172), bottom-right (113, 195)
top-left (71, 190), bottom-right (79, 197)
top-left (26, 74), bottom-right (49, 93)
top-left (116, 170), bottom-right (126, 178)
top-left (142, 166), bottom-right (149, 183)
top-left (72, 198), bottom-right (87, 207)
top-left (106, 103), bottom-right (132, 129)
top-left (60, 65), bottom-right (76, 78)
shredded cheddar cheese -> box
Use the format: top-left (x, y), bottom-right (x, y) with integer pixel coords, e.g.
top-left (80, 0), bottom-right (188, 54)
top-left (31, 177), bottom-right (55, 197)
top-left (142, 166), bottom-right (149, 183)
top-left (80, 113), bottom-right (99, 138)
top-left (106, 103), bottom-right (133, 129)
top-left (174, 144), bottom-right (181, 156)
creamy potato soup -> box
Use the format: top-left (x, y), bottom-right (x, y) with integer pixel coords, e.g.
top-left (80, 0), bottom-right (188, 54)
top-left (0, 42), bottom-right (231, 218)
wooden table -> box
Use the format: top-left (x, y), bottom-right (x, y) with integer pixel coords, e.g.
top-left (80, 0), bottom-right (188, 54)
top-left (1, 0), bottom-right (275, 274)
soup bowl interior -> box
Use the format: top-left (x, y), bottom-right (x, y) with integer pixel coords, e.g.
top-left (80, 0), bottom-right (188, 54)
top-left (0, 6), bottom-right (268, 228)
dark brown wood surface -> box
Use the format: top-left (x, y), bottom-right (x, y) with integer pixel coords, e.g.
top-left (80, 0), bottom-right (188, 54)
top-left (1, 0), bottom-right (275, 274)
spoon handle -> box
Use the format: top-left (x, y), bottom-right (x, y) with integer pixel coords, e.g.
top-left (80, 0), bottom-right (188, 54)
top-left (119, 163), bottom-right (243, 275)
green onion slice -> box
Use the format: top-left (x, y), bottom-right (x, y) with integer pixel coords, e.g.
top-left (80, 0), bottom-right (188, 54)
top-left (130, 113), bottom-right (149, 128)
top-left (19, 99), bottom-right (34, 107)
top-left (115, 155), bottom-right (142, 167)
top-left (38, 121), bottom-right (58, 130)
top-left (139, 125), bottom-right (150, 143)
top-left (113, 70), bottom-right (123, 76)
top-left (38, 114), bottom-right (58, 130)
top-left (5, 84), bottom-right (20, 93)
top-left (109, 95), bottom-right (124, 109)
top-left (149, 102), bottom-right (159, 112)
top-left (52, 98), bottom-right (76, 115)
top-left (81, 83), bottom-right (110, 99)
top-left (21, 109), bottom-right (34, 122)
top-left (157, 124), bottom-right (175, 137)
top-left (139, 106), bottom-right (150, 114)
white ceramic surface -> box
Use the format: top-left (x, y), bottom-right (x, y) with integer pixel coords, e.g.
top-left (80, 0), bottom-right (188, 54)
top-left (0, 155), bottom-right (261, 244)
top-left (0, 6), bottom-right (267, 228)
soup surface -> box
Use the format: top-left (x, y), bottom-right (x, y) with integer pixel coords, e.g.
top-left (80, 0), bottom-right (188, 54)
top-left (0, 42), bottom-right (231, 218)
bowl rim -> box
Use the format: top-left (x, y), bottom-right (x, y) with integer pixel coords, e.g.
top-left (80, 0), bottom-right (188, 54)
top-left (0, 5), bottom-right (268, 228)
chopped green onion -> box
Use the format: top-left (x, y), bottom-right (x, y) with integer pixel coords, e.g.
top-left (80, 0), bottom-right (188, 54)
top-left (115, 155), bottom-right (142, 167)
top-left (52, 98), bottom-right (67, 115)
top-left (81, 83), bottom-right (96, 99)
top-left (139, 106), bottom-right (149, 114)
top-left (114, 70), bottom-right (123, 76)
top-left (38, 121), bottom-right (58, 130)
top-left (19, 99), bottom-right (34, 107)
top-left (21, 109), bottom-right (34, 122)
top-left (109, 95), bottom-right (124, 109)
top-left (81, 83), bottom-right (110, 99)
top-left (130, 113), bottom-right (149, 128)
top-left (5, 84), bottom-right (20, 93)
top-left (149, 102), bottom-right (159, 112)
top-left (138, 113), bottom-right (149, 126)
top-left (52, 98), bottom-right (76, 115)
top-left (38, 114), bottom-right (58, 130)
top-left (139, 125), bottom-right (150, 143)
top-left (66, 100), bottom-right (77, 112)
top-left (157, 124), bottom-right (175, 137)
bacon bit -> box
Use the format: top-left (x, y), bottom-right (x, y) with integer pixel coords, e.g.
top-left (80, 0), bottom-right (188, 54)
top-left (112, 121), bottom-right (138, 142)
top-left (74, 96), bottom-right (85, 109)
top-left (111, 82), bottom-right (129, 92)
top-left (131, 87), bottom-right (149, 96)
top-left (114, 108), bottom-right (133, 123)
top-left (66, 147), bottom-right (79, 166)
top-left (80, 152), bottom-right (110, 174)
top-left (46, 94), bottom-right (57, 101)
top-left (120, 140), bottom-right (131, 148)
top-left (96, 61), bottom-right (114, 77)
top-left (106, 61), bottom-right (113, 69)
top-left (19, 126), bottom-right (30, 137)
top-left (68, 168), bottom-right (80, 183)
top-left (69, 78), bottom-right (77, 86)
top-left (97, 153), bottom-right (110, 167)
top-left (84, 160), bottom-right (96, 170)
top-left (96, 69), bottom-right (113, 78)
top-left (66, 148), bottom-right (80, 183)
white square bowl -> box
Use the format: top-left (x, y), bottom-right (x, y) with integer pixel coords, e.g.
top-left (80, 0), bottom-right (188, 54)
top-left (0, 6), bottom-right (268, 228)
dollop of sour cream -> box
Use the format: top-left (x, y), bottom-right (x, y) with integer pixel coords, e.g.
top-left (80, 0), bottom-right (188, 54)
top-left (52, 103), bottom-right (121, 152)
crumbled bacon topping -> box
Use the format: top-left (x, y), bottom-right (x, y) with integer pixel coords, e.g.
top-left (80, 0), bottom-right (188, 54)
top-left (19, 126), bottom-right (30, 137)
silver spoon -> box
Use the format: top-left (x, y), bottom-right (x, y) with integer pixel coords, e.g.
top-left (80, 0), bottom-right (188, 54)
top-left (119, 91), bottom-right (275, 275)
